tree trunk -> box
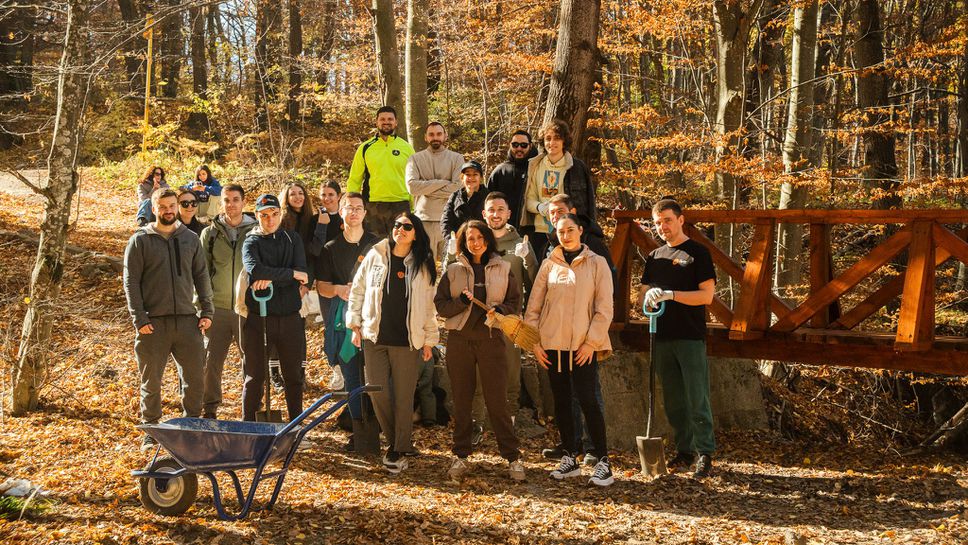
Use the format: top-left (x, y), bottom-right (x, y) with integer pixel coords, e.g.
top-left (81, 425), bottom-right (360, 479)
top-left (405, 0), bottom-right (429, 150)
top-left (159, 0), bottom-right (183, 99)
top-left (0, 2), bottom-right (35, 149)
top-left (372, 0), bottom-right (406, 139)
top-left (776, 0), bottom-right (820, 289)
top-left (287, 0), bottom-right (303, 126)
top-left (543, 0), bottom-right (601, 162)
top-left (854, 0), bottom-right (900, 209)
top-left (12, 0), bottom-right (90, 415)
top-left (255, 0), bottom-right (283, 131)
top-left (185, 5), bottom-right (209, 133)
top-left (117, 0), bottom-right (145, 96)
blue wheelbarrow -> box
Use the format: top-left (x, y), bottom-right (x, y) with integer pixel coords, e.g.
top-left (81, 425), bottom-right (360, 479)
top-left (132, 384), bottom-right (381, 520)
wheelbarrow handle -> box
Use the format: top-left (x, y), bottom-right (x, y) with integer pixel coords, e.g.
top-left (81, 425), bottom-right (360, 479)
top-left (250, 284), bottom-right (274, 317)
top-left (642, 300), bottom-right (666, 334)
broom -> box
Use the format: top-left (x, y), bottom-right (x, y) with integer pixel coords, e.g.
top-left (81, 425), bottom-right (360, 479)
top-left (468, 296), bottom-right (541, 353)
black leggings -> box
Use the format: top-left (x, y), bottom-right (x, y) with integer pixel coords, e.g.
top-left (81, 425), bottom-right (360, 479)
top-left (546, 350), bottom-right (607, 459)
top-left (242, 313), bottom-right (306, 421)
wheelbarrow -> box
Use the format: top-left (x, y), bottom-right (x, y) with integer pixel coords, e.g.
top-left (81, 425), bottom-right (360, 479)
top-left (132, 384), bottom-right (381, 520)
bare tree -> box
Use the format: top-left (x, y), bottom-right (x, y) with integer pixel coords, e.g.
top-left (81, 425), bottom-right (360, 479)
top-left (186, 4), bottom-right (209, 132)
top-left (372, 0), bottom-right (406, 138)
top-left (405, 0), bottom-right (429, 150)
top-left (287, 0), bottom-right (303, 125)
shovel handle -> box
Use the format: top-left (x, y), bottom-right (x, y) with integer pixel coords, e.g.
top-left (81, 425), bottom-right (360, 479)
top-left (642, 300), bottom-right (666, 334)
top-left (251, 284), bottom-right (274, 317)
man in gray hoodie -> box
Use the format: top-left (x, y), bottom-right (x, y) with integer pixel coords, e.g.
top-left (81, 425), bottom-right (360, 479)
top-left (405, 121), bottom-right (464, 260)
top-left (198, 183), bottom-right (258, 419)
top-left (124, 188), bottom-right (215, 450)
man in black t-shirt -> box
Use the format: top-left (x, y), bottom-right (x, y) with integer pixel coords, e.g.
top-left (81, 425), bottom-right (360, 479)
top-left (639, 198), bottom-right (717, 478)
top-left (315, 192), bottom-right (379, 449)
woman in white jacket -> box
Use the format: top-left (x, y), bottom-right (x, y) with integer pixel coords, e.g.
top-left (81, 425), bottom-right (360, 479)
top-left (347, 211), bottom-right (439, 474)
top-left (525, 214), bottom-right (614, 486)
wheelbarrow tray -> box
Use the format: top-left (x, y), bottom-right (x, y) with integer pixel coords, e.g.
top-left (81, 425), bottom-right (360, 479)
top-left (138, 418), bottom-right (299, 472)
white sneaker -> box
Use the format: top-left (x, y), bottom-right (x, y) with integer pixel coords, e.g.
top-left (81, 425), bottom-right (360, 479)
top-left (588, 457), bottom-right (614, 487)
top-left (328, 365), bottom-right (345, 391)
top-left (550, 454), bottom-right (581, 480)
top-left (508, 460), bottom-right (526, 481)
top-left (382, 451), bottom-right (408, 474)
top-left (447, 457), bottom-right (469, 479)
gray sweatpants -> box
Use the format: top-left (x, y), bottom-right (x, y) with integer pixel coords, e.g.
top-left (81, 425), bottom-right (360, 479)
top-left (363, 340), bottom-right (421, 453)
top-left (134, 315), bottom-right (205, 424)
top-left (203, 307), bottom-right (245, 417)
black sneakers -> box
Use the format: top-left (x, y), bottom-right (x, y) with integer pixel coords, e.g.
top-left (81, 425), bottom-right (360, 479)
top-left (269, 360), bottom-right (285, 392)
top-left (549, 454), bottom-right (582, 480)
top-left (542, 445), bottom-right (567, 460)
top-left (693, 454), bottom-right (713, 478)
top-left (668, 451), bottom-right (696, 469)
top-left (383, 450), bottom-right (408, 474)
top-left (582, 453), bottom-right (600, 467)
top-left (588, 456), bottom-right (614, 487)
top-left (471, 421), bottom-right (484, 447)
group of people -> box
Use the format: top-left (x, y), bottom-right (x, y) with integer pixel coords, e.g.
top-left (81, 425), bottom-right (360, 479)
top-left (123, 105), bottom-right (719, 488)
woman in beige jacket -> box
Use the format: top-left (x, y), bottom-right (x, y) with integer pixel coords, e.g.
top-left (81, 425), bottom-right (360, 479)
top-left (347, 211), bottom-right (439, 474)
top-left (525, 214), bottom-right (614, 486)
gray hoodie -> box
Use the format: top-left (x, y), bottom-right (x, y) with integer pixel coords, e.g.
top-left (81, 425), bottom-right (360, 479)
top-left (123, 223), bottom-right (215, 328)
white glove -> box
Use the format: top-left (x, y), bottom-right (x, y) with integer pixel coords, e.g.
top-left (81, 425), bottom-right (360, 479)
top-left (537, 202), bottom-right (550, 217)
top-left (644, 287), bottom-right (674, 309)
top-left (446, 232), bottom-right (457, 255)
top-left (514, 235), bottom-right (530, 258)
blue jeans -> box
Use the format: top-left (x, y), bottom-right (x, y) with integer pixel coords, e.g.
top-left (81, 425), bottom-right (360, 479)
top-left (339, 352), bottom-right (363, 419)
top-left (136, 198), bottom-right (154, 224)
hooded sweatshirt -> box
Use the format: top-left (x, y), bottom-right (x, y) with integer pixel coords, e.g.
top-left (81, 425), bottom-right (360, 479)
top-left (441, 185), bottom-right (490, 239)
top-left (487, 146), bottom-right (538, 228)
top-left (541, 213), bottom-right (616, 281)
top-left (521, 152), bottom-right (596, 232)
top-left (493, 224), bottom-right (538, 304)
top-left (123, 223), bottom-right (214, 328)
top-left (406, 147), bottom-right (464, 223)
top-left (241, 227), bottom-right (307, 316)
top-left (200, 213), bottom-right (258, 310)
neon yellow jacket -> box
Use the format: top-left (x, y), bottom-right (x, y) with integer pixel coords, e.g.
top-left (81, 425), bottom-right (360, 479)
top-left (346, 135), bottom-right (415, 203)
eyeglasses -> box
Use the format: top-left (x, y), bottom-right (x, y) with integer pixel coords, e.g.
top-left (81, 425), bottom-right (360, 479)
top-left (510, 142), bottom-right (530, 149)
top-left (393, 221), bottom-right (414, 232)
top-left (342, 205), bottom-right (365, 213)
top-left (179, 200), bottom-right (198, 208)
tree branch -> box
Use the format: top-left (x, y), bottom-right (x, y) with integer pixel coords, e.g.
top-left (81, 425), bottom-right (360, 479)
top-left (0, 166), bottom-right (52, 200)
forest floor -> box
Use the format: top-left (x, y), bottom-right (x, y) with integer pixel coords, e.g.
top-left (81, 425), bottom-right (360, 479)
top-left (0, 175), bottom-right (966, 545)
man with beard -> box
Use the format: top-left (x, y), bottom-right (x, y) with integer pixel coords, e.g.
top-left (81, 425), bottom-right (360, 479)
top-left (124, 188), bottom-right (214, 450)
top-left (487, 130), bottom-right (537, 230)
top-left (540, 193), bottom-right (615, 277)
top-left (406, 122), bottom-right (464, 260)
top-left (347, 106), bottom-right (415, 238)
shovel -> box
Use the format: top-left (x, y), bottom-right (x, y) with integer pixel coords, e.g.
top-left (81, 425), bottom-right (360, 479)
top-left (252, 285), bottom-right (284, 423)
top-left (637, 300), bottom-right (667, 477)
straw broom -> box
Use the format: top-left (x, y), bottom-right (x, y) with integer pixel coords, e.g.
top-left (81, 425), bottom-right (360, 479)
top-left (469, 296), bottom-right (541, 352)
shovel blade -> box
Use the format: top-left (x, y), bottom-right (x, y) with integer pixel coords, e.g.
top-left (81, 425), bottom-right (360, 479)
top-left (351, 416), bottom-right (381, 456)
top-left (256, 409), bottom-right (284, 423)
top-left (636, 435), bottom-right (667, 477)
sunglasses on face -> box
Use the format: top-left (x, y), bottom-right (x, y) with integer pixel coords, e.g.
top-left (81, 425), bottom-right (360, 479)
top-left (510, 142), bottom-right (530, 149)
top-left (153, 172), bottom-right (163, 176)
top-left (179, 200), bottom-right (198, 208)
top-left (393, 221), bottom-right (414, 232)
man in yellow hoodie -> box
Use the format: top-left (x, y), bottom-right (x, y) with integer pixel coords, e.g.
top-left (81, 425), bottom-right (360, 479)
top-left (347, 106), bottom-right (415, 238)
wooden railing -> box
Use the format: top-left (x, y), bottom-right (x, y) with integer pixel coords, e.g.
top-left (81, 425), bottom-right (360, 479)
top-left (610, 209), bottom-right (968, 375)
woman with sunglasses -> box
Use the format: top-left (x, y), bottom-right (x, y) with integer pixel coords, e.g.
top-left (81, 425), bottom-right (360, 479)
top-left (435, 219), bottom-right (524, 481)
top-left (180, 165), bottom-right (222, 222)
top-left (136, 165), bottom-right (170, 226)
top-left (176, 188), bottom-right (205, 236)
top-left (347, 212), bottom-right (439, 474)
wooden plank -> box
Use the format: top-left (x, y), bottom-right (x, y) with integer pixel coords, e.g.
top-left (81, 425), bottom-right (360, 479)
top-left (629, 221), bottom-right (661, 252)
top-left (684, 224), bottom-right (793, 321)
top-left (610, 221), bottom-right (633, 325)
top-left (895, 221), bottom-right (935, 351)
top-left (615, 326), bottom-right (968, 375)
top-left (612, 208), bottom-right (968, 224)
top-left (933, 223), bottom-right (968, 267)
top-left (809, 224), bottom-right (835, 328)
top-left (709, 296), bottom-right (734, 327)
top-left (729, 220), bottom-right (775, 340)
top-left (772, 227), bottom-right (913, 333)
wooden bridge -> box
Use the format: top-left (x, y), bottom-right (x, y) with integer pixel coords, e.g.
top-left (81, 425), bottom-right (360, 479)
top-left (609, 209), bottom-right (968, 375)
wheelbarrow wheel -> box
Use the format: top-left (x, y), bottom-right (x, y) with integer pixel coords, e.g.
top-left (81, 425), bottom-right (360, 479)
top-left (139, 457), bottom-right (198, 516)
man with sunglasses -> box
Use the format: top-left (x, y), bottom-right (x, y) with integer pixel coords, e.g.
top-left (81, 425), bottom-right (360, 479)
top-left (124, 188), bottom-right (214, 450)
top-left (406, 122), bottom-right (464, 260)
top-left (487, 130), bottom-right (537, 230)
top-left (315, 192), bottom-right (379, 450)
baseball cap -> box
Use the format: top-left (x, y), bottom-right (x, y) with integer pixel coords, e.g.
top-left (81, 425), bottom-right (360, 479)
top-left (460, 160), bottom-right (483, 175)
top-left (255, 194), bottom-right (280, 211)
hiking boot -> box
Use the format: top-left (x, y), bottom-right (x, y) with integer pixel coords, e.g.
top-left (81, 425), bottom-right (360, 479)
top-left (328, 365), bottom-right (345, 391)
top-left (549, 454), bottom-right (581, 480)
top-left (471, 421), bottom-right (484, 447)
top-left (447, 457), bottom-right (470, 479)
top-left (202, 412), bottom-right (217, 419)
top-left (582, 453), bottom-right (600, 467)
top-left (668, 451), bottom-right (696, 470)
top-left (383, 450), bottom-right (408, 474)
top-left (343, 436), bottom-right (355, 452)
top-left (588, 457), bottom-right (615, 487)
top-left (508, 460), bottom-right (526, 482)
top-left (269, 360), bottom-right (284, 392)
top-left (403, 448), bottom-right (421, 457)
top-left (542, 445), bottom-right (567, 460)
top-left (693, 454), bottom-right (713, 478)
top-left (141, 435), bottom-right (158, 452)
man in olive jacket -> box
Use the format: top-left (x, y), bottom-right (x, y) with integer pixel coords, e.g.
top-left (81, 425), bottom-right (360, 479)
top-left (198, 183), bottom-right (258, 419)
top-left (124, 189), bottom-right (214, 450)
